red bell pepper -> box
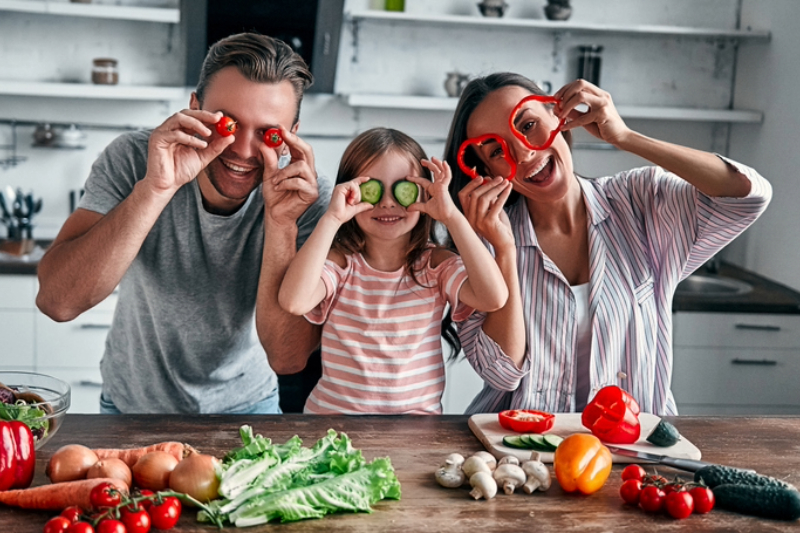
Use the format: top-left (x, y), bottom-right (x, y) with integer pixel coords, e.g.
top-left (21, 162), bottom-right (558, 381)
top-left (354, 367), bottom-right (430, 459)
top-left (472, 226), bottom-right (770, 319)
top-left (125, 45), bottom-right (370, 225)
top-left (498, 409), bottom-right (555, 434)
top-left (456, 133), bottom-right (517, 181)
top-left (0, 420), bottom-right (35, 490)
top-left (581, 385), bottom-right (641, 444)
top-left (508, 95), bottom-right (566, 151)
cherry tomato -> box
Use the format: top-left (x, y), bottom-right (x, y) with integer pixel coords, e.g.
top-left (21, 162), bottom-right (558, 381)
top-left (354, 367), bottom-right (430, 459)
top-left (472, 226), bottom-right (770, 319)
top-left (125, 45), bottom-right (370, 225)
top-left (120, 503), bottom-right (151, 533)
top-left (96, 520), bottom-right (126, 533)
top-left (215, 116), bottom-right (237, 137)
top-left (89, 482), bottom-right (123, 509)
top-left (619, 478), bottom-right (642, 505)
top-left (498, 409), bottom-right (556, 433)
top-left (663, 482), bottom-right (682, 496)
top-left (264, 128), bottom-right (283, 148)
top-left (149, 496), bottom-right (181, 530)
top-left (621, 464), bottom-right (646, 482)
top-left (66, 523), bottom-right (95, 533)
top-left (639, 485), bottom-right (666, 513)
top-left (665, 490), bottom-right (694, 519)
top-left (43, 516), bottom-right (72, 533)
top-left (690, 486), bottom-right (715, 514)
top-left (136, 489), bottom-right (155, 510)
top-left (60, 506), bottom-right (84, 524)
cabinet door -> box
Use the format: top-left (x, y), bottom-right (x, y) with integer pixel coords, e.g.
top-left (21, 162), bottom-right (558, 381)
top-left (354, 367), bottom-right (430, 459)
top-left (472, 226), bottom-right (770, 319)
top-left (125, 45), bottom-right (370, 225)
top-left (674, 312), bottom-right (800, 350)
top-left (39, 368), bottom-right (102, 414)
top-left (0, 310), bottom-right (35, 368)
top-left (36, 310), bottom-right (113, 368)
top-left (0, 275), bottom-right (35, 309)
top-left (442, 352), bottom-right (483, 414)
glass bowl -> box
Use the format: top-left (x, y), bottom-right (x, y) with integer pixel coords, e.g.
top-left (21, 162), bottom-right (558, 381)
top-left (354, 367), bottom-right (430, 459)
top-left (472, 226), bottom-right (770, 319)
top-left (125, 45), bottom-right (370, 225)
top-left (0, 371), bottom-right (71, 450)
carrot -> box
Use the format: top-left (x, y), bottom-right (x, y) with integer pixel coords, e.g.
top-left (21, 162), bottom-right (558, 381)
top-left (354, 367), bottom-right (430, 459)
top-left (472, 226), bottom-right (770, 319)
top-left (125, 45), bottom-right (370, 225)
top-left (92, 442), bottom-right (194, 467)
top-left (0, 478), bottom-right (128, 511)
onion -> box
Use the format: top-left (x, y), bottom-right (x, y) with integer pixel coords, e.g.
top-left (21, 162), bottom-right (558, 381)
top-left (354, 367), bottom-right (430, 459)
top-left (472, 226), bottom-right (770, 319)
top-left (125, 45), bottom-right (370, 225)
top-left (87, 457), bottom-right (133, 488)
top-left (132, 450), bottom-right (179, 490)
top-left (46, 444), bottom-right (99, 483)
top-left (169, 450), bottom-right (221, 503)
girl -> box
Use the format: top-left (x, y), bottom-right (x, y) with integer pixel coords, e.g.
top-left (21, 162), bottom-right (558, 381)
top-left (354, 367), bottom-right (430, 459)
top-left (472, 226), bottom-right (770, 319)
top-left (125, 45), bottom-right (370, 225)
top-left (279, 127), bottom-right (511, 414)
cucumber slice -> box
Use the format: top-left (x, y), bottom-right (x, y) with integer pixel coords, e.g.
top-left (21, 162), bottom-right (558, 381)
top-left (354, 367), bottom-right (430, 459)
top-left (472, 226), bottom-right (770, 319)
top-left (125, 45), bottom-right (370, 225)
top-left (502, 435), bottom-right (527, 449)
top-left (526, 434), bottom-right (546, 449)
top-left (359, 179), bottom-right (384, 205)
top-left (392, 180), bottom-right (418, 207)
top-left (543, 434), bottom-right (564, 451)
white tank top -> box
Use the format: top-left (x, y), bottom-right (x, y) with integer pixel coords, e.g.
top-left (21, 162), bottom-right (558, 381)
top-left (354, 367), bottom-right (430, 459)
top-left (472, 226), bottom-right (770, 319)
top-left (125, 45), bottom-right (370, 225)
top-left (571, 282), bottom-right (591, 410)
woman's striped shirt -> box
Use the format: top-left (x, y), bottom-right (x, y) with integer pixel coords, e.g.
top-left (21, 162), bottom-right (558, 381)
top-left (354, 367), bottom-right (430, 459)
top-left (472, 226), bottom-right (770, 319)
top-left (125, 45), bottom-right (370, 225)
top-left (461, 157), bottom-right (772, 416)
top-left (304, 249), bottom-right (472, 414)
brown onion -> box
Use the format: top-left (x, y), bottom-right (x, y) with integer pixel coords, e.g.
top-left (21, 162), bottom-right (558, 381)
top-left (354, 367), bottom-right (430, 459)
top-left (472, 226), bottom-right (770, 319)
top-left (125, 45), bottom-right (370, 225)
top-left (87, 457), bottom-right (133, 488)
top-left (132, 450), bottom-right (179, 490)
top-left (46, 444), bottom-right (99, 483)
top-left (169, 450), bottom-right (221, 503)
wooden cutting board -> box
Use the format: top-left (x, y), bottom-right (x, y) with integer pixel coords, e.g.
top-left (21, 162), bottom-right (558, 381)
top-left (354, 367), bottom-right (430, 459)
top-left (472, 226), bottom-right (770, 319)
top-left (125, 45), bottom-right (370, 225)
top-left (468, 413), bottom-right (702, 464)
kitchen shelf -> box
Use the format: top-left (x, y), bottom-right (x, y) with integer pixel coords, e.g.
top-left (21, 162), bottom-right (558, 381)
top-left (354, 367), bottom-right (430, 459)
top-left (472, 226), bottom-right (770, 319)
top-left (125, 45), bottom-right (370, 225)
top-left (0, 0), bottom-right (179, 23)
top-left (345, 10), bottom-right (771, 41)
top-left (0, 80), bottom-right (188, 101)
top-left (345, 94), bottom-right (763, 123)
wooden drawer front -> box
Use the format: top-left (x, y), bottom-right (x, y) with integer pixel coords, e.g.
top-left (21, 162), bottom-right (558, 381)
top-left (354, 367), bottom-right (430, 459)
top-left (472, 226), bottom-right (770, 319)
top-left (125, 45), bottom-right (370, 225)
top-left (0, 310), bottom-right (35, 367)
top-left (39, 368), bottom-right (102, 414)
top-left (674, 312), bottom-right (800, 349)
top-left (673, 347), bottom-right (800, 406)
top-left (36, 311), bottom-right (113, 368)
top-left (0, 275), bottom-right (35, 310)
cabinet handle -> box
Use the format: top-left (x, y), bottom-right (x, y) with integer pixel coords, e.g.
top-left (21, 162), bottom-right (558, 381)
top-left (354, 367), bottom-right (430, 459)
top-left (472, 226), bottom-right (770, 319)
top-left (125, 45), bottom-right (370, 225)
top-left (79, 324), bottom-right (111, 330)
top-left (734, 323), bottom-right (781, 332)
top-left (731, 358), bottom-right (778, 366)
top-left (77, 380), bottom-right (103, 388)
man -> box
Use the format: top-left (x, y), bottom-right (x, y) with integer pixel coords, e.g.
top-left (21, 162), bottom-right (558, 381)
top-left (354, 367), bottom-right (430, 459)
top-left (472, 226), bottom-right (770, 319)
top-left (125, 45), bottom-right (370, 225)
top-left (36, 33), bottom-right (330, 414)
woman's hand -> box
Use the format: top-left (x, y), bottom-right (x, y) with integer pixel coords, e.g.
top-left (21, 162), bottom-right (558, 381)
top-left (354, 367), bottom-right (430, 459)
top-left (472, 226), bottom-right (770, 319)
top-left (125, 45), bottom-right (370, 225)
top-left (145, 109), bottom-right (234, 196)
top-left (325, 176), bottom-right (374, 225)
top-left (458, 176), bottom-right (515, 252)
top-left (408, 157), bottom-right (459, 223)
top-left (554, 80), bottom-right (632, 147)
top-left (263, 126), bottom-right (320, 227)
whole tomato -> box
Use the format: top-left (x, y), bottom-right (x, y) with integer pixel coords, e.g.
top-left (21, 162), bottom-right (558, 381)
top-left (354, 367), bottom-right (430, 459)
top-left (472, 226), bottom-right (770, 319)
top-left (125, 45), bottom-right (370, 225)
top-left (96, 520), bottom-right (126, 533)
top-left (263, 128), bottom-right (284, 148)
top-left (149, 496), bottom-right (181, 530)
top-left (43, 516), bottom-right (72, 533)
top-left (120, 503), bottom-right (151, 533)
top-left (621, 464), bottom-right (646, 482)
top-left (60, 506), bottom-right (84, 524)
top-left (89, 482), bottom-right (123, 509)
top-left (689, 486), bottom-right (715, 514)
top-left (665, 490), bottom-right (694, 519)
top-left (639, 485), bottom-right (666, 513)
top-left (663, 482), bottom-right (682, 496)
top-left (66, 523), bottom-right (95, 533)
top-left (136, 489), bottom-right (155, 510)
top-left (215, 116), bottom-right (237, 137)
top-left (553, 433), bottom-right (612, 494)
top-left (619, 478), bottom-right (642, 505)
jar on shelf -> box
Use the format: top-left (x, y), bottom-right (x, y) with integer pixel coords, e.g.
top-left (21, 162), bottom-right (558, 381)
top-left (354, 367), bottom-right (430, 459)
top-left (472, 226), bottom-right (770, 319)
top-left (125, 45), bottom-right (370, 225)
top-left (92, 58), bottom-right (119, 85)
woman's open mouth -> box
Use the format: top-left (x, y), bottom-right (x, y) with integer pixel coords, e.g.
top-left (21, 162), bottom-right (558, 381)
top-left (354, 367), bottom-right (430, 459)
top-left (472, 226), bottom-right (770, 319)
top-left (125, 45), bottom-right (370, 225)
top-left (522, 157), bottom-right (555, 186)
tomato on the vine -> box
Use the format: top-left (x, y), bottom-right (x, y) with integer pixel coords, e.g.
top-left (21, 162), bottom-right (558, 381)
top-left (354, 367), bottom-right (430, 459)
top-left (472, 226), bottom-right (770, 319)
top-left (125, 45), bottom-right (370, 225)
top-left (639, 485), bottom-right (666, 513)
top-left (89, 482), bottom-right (123, 509)
top-left (621, 464), bottom-right (646, 482)
top-left (43, 516), bottom-right (72, 533)
top-left (60, 506), bottom-right (83, 524)
top-left (149, 496), bottom-right (181, 530)
top-left (619, 478), bottom-right (642, 505)
top-left (215, 116), bottom-right (238, 137)
top-left (264, 128), bottom-right (283, 148)
top-left (137, 489), bottom-right (155, 510)
top-left (665, 490), bottom-right (694, 519)
top-left (96, 520), bottom-right (126, 533)
top-left (663, 482), bottom-right (682, 496)
top-left (120, 503), bottom-right (151, 533)
top-left (690, 486), bottom-right (715, 514)
top-left (66, 522), bottom-right (95, 533)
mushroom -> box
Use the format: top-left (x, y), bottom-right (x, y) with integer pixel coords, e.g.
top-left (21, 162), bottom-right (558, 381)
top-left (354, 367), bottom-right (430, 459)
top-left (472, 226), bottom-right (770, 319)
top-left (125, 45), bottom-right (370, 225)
top-left (462, 455), bottom-right (492, 479)
top-left (469, 471), bottom-right (498, 500)
top-left (498, 455), bottom-right (520, 466)
top-left (493, 463), bottom-right (527, 494)
top-left (471, 451), bottom-right (497, 471)
top-left (435, 453), bottom-right (466, 488)
top-left (521, 453), bottom-right (552, 494)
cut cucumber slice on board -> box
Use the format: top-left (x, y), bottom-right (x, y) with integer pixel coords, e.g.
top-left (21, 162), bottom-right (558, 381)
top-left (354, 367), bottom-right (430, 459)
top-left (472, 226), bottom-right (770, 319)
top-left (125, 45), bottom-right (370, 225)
top-left (502, 435), bottom-right (528, 449)
top-left (543, 434), bottom-right (564, 450)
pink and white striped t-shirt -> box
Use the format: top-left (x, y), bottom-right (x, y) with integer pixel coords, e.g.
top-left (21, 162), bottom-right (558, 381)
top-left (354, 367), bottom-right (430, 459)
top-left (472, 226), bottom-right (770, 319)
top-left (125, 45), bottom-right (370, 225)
top-left (303, 249), bottom-right (473, 414)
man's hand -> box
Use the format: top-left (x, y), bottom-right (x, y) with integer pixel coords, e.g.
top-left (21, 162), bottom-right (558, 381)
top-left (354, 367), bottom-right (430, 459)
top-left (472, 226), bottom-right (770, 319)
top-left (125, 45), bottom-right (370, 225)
top-left (262, 125), bottom-right (319, 226)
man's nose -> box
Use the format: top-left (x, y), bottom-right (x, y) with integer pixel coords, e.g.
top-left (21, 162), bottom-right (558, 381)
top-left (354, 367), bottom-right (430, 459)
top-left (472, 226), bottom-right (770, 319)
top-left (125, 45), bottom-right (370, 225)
top-left (229, 129), bottom-right (261, 159)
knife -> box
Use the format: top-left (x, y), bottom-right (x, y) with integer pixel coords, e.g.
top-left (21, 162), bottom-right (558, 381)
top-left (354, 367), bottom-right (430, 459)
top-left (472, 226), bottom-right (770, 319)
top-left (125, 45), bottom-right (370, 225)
top-left (606, 446), bottom-right (714, 473)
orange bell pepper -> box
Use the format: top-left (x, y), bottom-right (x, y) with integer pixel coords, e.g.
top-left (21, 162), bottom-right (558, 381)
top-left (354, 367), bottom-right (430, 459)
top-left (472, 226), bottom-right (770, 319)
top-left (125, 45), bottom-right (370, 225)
top-left (553, 433), bottom-right (612, 495)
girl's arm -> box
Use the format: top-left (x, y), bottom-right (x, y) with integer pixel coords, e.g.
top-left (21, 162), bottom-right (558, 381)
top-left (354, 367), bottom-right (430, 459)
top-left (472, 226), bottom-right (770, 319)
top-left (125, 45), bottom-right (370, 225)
top-left (278, 177), bottom-right (373, 316)
top-left (555, 79), bottom-right (752, 198)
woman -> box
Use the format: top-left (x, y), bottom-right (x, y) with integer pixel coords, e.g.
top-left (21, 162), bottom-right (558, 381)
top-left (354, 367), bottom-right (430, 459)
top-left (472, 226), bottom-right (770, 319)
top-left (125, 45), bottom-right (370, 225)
top-left (444, 73), bottom-right (771, 415)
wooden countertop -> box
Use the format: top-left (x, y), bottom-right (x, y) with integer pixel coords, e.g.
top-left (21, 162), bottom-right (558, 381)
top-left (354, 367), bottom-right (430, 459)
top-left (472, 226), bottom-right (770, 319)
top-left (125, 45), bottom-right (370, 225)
top-left (2, 415), bottom-right (799, 532)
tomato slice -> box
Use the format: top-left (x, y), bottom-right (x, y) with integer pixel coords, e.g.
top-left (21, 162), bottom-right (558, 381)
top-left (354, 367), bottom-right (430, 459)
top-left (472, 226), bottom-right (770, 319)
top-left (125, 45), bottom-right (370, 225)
top-left (498, 409), bottom-right (555, 433)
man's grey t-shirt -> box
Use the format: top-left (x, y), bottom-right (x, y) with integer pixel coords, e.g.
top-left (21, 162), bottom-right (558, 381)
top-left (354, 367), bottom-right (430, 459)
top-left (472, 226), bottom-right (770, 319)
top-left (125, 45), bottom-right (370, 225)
top-left (78, 129), bottom-right (332, 413)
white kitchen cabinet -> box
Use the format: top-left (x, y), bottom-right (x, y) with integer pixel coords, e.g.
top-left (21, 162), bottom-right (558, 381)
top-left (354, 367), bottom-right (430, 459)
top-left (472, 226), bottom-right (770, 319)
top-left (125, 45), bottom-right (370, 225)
top-left (0, 275), bottom-right (36, 369)
top-left (442, 351), bottom-right (483, 414)
top-left (672, 312), bottom-right (800, 415)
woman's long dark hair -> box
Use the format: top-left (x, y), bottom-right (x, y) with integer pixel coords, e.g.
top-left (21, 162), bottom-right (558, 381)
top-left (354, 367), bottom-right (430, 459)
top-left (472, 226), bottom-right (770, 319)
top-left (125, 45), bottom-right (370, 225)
top-left (443, 72), bottom-right (573, 211)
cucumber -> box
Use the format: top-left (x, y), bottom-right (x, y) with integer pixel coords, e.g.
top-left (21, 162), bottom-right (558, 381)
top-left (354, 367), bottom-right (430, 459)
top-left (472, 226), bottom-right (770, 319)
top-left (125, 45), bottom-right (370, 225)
top-left (695, 465), bottom-right (797, 491)
top-left (713, 484), bottom-right (800, 521)
top-left (646, 420), bottom-right (681, 447)
top-left (392, 180), bottom-right (418, 207)
top-left (502, 435), bottom-right (527, 449)
top-left (525, 434), bottom-right (546, 449)
top-left (543, 434), bottom-right (564, 450)
top-left (359, 179), bottom-right (384, 205)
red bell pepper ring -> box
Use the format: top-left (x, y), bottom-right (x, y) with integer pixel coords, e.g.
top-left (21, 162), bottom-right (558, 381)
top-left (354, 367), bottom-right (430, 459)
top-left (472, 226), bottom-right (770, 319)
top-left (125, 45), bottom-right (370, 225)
top-left (456, 134), bottom-right (517, 181)
top-left (581, 385), bottom-right (641, 444)
top-left (0, 420), bottom-right (35, 490)
top-left (498, 409), bottom-right (555, 434)
top-left (509, 95), bottom-right (566, 151)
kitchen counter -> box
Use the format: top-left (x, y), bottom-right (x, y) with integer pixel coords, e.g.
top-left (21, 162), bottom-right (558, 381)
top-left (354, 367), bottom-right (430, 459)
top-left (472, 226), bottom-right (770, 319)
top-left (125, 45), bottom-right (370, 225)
top-left (2, 414), bottom-right (799, 532)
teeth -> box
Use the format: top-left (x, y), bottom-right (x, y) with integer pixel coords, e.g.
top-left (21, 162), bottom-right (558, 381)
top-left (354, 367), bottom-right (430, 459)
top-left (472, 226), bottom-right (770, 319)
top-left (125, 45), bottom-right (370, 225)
top-left (222, 160), bottom-right (254, 173)
top-left (526, 158), bottom-right (550, 181)
top-left (375, 216), bottom-right (401, 222)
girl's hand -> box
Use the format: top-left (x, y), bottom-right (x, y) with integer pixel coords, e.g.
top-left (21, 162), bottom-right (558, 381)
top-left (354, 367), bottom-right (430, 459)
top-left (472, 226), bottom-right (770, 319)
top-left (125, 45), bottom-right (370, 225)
top-left (458, 176), bottom-right (515, 251)
top-left (325, 176), bottom-right (374, 224)
top-left (408, 157), bottom-right (459, 223)
top-left (553, 79), bottom-right (632, 147)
